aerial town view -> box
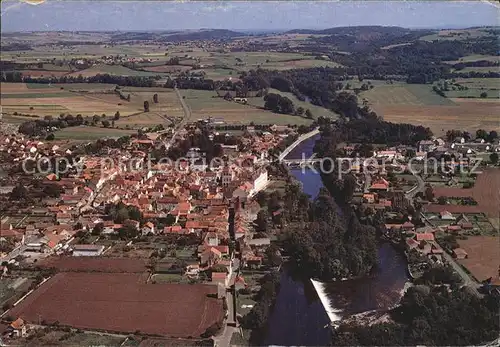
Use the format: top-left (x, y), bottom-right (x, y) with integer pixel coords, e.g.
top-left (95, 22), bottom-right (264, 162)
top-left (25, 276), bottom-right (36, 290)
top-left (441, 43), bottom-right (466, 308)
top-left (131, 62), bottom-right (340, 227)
top-left (0, 1), bottom-right (499, 346)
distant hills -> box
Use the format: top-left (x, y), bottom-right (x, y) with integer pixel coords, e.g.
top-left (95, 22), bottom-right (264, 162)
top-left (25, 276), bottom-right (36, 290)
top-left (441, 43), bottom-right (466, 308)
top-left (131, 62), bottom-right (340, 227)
top-left (111, 29), bottom-right (245, 42)
top-left (285, 26), bottom-right (422, 35)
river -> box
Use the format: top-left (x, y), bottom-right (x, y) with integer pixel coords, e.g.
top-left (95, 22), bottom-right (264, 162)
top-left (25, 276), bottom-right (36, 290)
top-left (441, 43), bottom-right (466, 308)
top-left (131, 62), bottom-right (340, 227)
top-left (263, 135), bottom-right (408, 346)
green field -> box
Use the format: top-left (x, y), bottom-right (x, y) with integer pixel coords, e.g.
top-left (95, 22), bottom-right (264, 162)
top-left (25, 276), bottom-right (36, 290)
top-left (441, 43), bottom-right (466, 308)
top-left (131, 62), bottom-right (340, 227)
top-left (361, 83), bottom-right (456, 106)
top-left (247, 88), bottom-right (339, 120)
top-left (1, 43), bottom-right (169, 62)
top-left (55, 83), bottom-right (117, 91)
top-left (181, 89), bottom-right (312, 125)
top-left (455, 66), bottom-right (500, 73)
top-left (444, 78), bottom-right (500, 99)
top-left (26, 83), bottom-right (57, 89)
top-left (444, 54), bottom-right (500, 64)
top-left (69, 64), bottom-right (168, 77)
top-left (54, 126), bottom-right (136, 140)
top-left (1, 92), bottom-right (73, 98)
top-left (150, 273), bottom-right (190, 284)
top-left (420, 28), bottom-right (493, 42)
top-left (167, 51), bottom-right (343, 73)
top-left (453, 78), bottom-right (500, 89)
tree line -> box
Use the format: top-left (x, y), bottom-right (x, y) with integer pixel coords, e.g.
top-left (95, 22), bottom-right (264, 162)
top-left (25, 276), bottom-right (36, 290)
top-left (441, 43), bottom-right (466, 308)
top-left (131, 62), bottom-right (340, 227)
top-left (1, 71), bottom-right (161, 87)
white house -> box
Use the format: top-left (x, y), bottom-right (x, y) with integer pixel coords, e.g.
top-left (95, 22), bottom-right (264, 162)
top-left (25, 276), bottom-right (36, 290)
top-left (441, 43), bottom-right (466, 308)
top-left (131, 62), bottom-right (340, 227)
top-left (440, 211), bottom-right (455, 220)
top-left (141, 221), bottom-right (155, 235)
top-left (251, 169), bottom-right (268, 195)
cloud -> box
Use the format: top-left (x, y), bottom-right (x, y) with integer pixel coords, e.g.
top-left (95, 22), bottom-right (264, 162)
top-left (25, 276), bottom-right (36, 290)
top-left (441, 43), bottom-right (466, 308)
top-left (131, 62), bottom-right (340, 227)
top-left (21, 0), bottom-right (46, 5)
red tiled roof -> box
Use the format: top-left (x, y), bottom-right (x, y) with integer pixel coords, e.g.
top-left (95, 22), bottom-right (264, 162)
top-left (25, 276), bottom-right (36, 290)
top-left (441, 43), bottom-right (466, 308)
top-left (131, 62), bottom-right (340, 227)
top-left (214, 246), bottom-right (229, 254)
top-left (402, 221), bottom-right (414, 229)
top-left (453, 248), bottom-right (468, 256)
top-left (415, 233), bottom-right (435, 241)
top-left (211, 272), bottom-right (227, 279)
top-left (406, 238), bottom-right (419, 247)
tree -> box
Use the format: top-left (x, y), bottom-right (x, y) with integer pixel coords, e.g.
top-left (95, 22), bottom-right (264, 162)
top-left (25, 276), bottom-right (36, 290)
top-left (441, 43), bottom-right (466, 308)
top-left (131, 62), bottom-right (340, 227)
top-left (437, 196), bottom-right (447, 205)
top-left (480, 91), bottom-right (488, 98)
top-left (45, 133), bottom-right (55, 141)
top-left (487, 130), bottom-right (498, 143)
top-left (295, 106), bottom-right (305, 117)
top-left (101, 120), bottom-right (110, 128)
top-left (305, 109), bottom-right (313, 119)
top-left (9, 184), bottom-right (27, 201)
top-left (255, 210), bottom-right (268, 232)
top-left (114, 111), bottom-right (120, 120)
top-left (118, 225), bottom-right (139, 240)
top-left (476, 129), bottom-right (488, 140)
top-left (43, 184), bottom-right (64, 198)
top-left (91, 222), bottom-right (103, 236)
top-left (424, 186), bottom-right (434, 201)
top-left (153, 93), bottom-right (159, 103)
top-left (144, 100), bottom-right (150, 112)
top-left (490, 152), bottom-right (499, 165)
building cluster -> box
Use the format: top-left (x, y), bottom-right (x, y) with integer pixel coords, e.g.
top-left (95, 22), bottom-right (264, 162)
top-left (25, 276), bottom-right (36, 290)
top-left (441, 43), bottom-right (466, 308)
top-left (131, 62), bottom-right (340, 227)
top-left (0, 124), bottom-right (300, 282)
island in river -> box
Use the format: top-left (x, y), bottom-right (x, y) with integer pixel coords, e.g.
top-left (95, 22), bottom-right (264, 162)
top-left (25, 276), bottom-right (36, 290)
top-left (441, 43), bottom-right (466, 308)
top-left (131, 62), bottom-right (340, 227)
top-left (261, 135), bottom-right (409, 346)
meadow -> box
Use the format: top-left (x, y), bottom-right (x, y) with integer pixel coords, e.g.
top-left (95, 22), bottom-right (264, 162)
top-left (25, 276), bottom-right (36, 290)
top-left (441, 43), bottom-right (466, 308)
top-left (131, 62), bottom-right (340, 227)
top-left (443, 54), bottom-right (500, 64)
top-left (1, 82), bottom-right (186, 136)
top-left (180, 89), bottom-right (313, 125)
top-left (67, 64), bottom-right (167, 77)
top-left (361, 83), bottom-right (456, 106)
top-left (54, 126), bottom-right (136, 140)
top-left (360, 83), bottom-right (500, 134)
top-left (444, 78), bottom-right (500, 99)
top-left (419, 28), bottom-right (493, 42)
top-left (247, 88), bottom-right (339, 120)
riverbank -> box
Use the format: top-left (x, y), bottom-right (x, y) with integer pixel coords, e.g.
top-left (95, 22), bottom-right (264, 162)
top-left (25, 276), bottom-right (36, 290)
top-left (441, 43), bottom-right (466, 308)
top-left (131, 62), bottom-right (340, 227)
top-left (243, 134), bottom-right (409, 345)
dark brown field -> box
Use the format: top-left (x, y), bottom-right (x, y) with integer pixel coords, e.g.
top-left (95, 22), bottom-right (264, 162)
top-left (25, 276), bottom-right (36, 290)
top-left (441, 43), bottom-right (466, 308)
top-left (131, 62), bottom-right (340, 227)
top-left (39, 256), bottom-right (148, 273)
top-left (432, 187), bottom-right (473, 198)
top-left (472, 169), bottom-right (500, 220)
top-left (8, 272), bottom-right (224, 338)
top-left (458, 236), bottom-right (500, 285)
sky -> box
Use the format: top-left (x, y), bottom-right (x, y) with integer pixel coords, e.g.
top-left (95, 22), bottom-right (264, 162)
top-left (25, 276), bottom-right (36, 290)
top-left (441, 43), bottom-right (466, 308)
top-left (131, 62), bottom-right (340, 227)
top-left (1, 1), bottom-right (499, 32)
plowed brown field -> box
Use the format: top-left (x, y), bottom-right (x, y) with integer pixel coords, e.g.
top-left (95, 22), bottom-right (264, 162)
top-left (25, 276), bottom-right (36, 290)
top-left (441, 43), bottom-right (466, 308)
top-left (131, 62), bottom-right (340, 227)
top-left (9, 272), bottom-right (224, 337)
top-left (376, 101), bottom-right (500, 134)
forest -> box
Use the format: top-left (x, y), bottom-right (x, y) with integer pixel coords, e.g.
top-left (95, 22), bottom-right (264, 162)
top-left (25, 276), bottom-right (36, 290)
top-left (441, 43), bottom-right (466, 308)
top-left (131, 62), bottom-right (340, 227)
top-left (332, 285), bottom-right (500, 346)
top-left (1, 71), bottom-right (161, 87)
top-left (259, 177), bottom-right (378, 281)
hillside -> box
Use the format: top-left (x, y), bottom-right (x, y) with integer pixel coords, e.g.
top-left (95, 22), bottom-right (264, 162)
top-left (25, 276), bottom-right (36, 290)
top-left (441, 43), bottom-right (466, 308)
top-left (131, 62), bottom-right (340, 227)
top-left (162, 29), bottom-right (245, 42)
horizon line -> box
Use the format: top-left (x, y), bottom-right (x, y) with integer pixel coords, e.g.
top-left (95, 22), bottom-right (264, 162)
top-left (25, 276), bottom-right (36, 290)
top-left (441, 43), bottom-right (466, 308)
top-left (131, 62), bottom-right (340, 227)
top-left (2, 24), bottom-right (499, 34)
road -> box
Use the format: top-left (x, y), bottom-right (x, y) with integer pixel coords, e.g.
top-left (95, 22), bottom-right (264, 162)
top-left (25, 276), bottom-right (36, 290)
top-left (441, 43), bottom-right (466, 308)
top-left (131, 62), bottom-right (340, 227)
top-left (405, 173), bottom-right (425, 201)
top-left (163, 86), bottom-right (191, 150)
top-left (441, 249), bottom-right (481, 296)
top-left (213, 288), bottom-right (239, 347)
top-left (421, 213), bottom-right (482, 297)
